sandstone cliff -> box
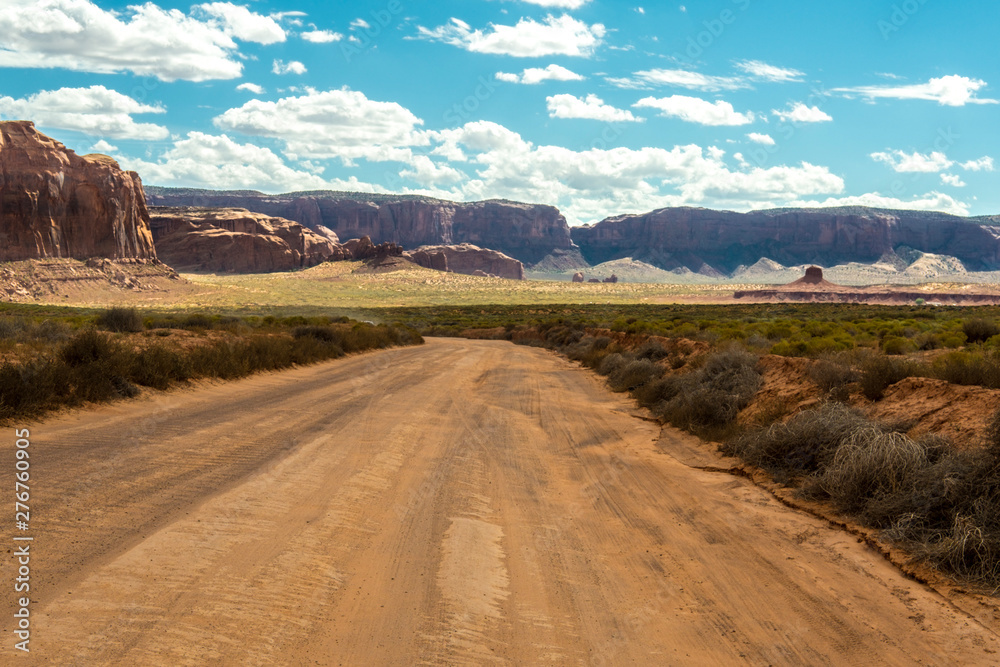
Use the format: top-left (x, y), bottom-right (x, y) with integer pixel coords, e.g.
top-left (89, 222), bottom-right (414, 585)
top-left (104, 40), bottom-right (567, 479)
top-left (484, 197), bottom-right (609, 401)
top-left (0, 121), bottom-right (156, 262)
top-left (149, 207), bottom-right (338, 273)
top-left (144, 187), bottom-right (573, 266)
top-left (404, 244), bottom-right (524, 280)
top-left (572, 206), bottom-right (1000, 274)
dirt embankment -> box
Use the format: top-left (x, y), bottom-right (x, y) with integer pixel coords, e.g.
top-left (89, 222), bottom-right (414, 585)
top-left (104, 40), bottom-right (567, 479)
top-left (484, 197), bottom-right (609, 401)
top-left (6, 338), bottom-right (999, 664)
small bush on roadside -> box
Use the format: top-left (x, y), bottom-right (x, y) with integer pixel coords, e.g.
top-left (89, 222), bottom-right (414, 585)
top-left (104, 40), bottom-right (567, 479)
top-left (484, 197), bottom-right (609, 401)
top-left (607, 358), bottom-right (661, 392)
top-left (819, 427), bottom-right (934, 514)
top-left (723, 403), bottom-right (870, 482)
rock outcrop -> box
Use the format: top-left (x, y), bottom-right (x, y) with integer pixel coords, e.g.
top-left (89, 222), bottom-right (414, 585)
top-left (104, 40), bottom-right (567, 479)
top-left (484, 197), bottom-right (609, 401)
top-left (342, 236), bottom-right (403, 262)
top-left (572, 206), bottom-right (1000, 274)
top-left (404, 243), bottom-right (524, 280)
top-left (149, 206), bottom-right (338, 273)
top-left (0, 121), bottom-right (156, 262)
top-left (144, 187), bottom-right (574, 266)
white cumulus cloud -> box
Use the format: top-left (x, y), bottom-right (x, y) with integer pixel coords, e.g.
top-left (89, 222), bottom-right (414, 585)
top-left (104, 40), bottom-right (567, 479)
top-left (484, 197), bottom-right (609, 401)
top-left (0, 85), bottom-right (168, 140)
top-left (772, 102), bottom-right (832, 123)
top-left (870, 150), bottom-right (953, 173)
top-left (834, 75), bottom-right (998, 106)
top-left (547, 94), bottom-right (641, 122)
top-left (272, 59), bottom-right (307, 75)
top-left (961, 156), bottom-right (995, 172)
top-left (120, 132), bottom-right (378, 193)
top-left (195, 3), bottom-right (285, 44)
top-left (417, 14), bottom-right (605, 57)
top-left (495, 64), bottom-right (584, 85)
top-left (0, 0), bottom-right (257, 81)
top-left (746, 133), bottom-right (775, 145)
top-left (214, 88), bottom-right (428, 164)
top-left (789, 192), bottom-right (969, 217)
top-left (634, 95), bottom-right (754, 126)
top-left (236, 83), bottom-right (265, 95)
top-left (427, 120), bottom-right (842, 224)
top-left (940, 173), bottom-right (966, 187)
top-left (301, 29), bottom-right (343, 43)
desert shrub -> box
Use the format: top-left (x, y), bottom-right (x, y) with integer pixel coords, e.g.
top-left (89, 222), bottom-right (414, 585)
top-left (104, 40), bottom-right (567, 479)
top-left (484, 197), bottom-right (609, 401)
top-left (914, 332), bottom-right (940, 351)
top-left (182, 313), bottom-right (213, 330)
top-left (97, 307), bottom-right (144, 333)
top-left (598, 353), bottom-right (628, 377)
top-left (858, 355), bottom-right (922, 401)
top-left (819, 427), bottom-right (934, 514)
top-left (723, 403), bottom-right (871, 482)
top-left (632, 375), bottom-right (684, 409)
top-left (658, 347), bottom-right (761, 431)
top-left (61, 329), bottom-right (120, 367)
top-left (881, 336), bottom-right (915, 355)
top-left (131, 345), bottom-right (192, 389)
top-left (932, 351), bottom-right (1000, 389)
top-left (635, 340), bottom-right (670, 361)
top-left (607, 358), bottom-right (661, 392)
top-left (294, 325), bottom-right (340, 343)
top-left (0, 358), bottom-right (62, 420)
top-left (0, 317), bottom-right (27, 339)
top-left (963, 318), bottom-right (1000, 344)
top-left (808, 359), bottom-right (858, 397)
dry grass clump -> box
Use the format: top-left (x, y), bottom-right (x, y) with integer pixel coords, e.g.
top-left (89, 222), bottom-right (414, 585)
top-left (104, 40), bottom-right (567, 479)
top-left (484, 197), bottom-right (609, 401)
top-left (722, 403), bottom-right (869, 482)
top-left (656, 347), bottom-right (761, 432)
top-left (728, 403), bottom-right (1000, 589)
top-left (819, 428), bottom-right (935, 514)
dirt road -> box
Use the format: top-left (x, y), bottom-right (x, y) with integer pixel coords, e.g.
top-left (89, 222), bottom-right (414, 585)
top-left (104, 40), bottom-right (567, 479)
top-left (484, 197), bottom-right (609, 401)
top-left (5, 338), bottom-right (999, 665)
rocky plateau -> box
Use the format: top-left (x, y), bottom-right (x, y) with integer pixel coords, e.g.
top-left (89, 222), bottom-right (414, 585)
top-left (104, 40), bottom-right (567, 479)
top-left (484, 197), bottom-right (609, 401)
top-left (1, 121), bottom-right (157, 262)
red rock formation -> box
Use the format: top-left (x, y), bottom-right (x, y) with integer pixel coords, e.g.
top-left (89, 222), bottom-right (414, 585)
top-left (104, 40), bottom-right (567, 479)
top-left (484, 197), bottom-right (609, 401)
top-left (571, 272), bottom-right (585, 283)
top-left (572, 206), bottom-right (1000, 274)
top-left (342, 236), bottom-right (402, 261)
top-left (404, 243), bottom-right (524, 280)
top-left (406, 248), bottom-right (449, 272)
top-left (149, 207), bottom-right (338, 273)
top-left (144, 187), bottom-right (574, 266)
top-left (0, 121), bottom-right (156, 261)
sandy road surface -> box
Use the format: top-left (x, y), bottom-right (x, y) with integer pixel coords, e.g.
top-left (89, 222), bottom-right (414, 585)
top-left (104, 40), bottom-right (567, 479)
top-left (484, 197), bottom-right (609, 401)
top-left (4, 338), bottom-right (999, 665)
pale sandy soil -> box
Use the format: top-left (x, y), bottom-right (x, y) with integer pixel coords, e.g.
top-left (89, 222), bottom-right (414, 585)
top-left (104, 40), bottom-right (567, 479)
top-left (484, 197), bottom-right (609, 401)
top-left (4, 339), bottom-right (999, 665)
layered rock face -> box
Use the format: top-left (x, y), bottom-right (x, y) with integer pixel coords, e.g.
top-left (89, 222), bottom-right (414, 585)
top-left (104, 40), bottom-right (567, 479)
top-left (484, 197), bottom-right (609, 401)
top-left (0, 121), bottom-right (156, 261)
top-left (144, 188), bottom-right (574, 266)
top-left (572, 207), bottom-right (1000, 273)
top-left (149, 207), bottom-right (338, 273)
top-left (404, 243), bottom-right (524, 280)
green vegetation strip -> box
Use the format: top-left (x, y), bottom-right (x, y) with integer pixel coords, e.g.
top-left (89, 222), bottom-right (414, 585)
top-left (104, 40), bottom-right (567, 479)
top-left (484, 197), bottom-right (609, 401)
top-left (0, 307), bottom-right (423, 423)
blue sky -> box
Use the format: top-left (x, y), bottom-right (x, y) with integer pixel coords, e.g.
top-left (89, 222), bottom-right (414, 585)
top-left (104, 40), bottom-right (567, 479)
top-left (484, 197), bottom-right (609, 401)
top-left (1, 0), bottom-right (997, 224)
